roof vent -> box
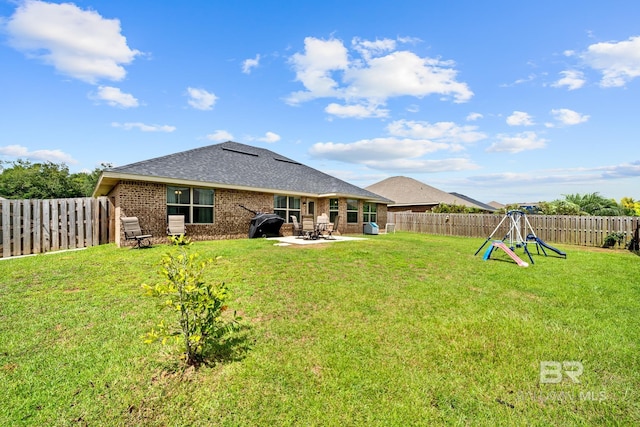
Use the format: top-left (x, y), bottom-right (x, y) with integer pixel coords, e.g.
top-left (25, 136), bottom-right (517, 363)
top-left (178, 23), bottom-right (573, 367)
top-left (274, 157), bottom-right (302, 165)
top-left (222, 147), bottom-right (259, 157)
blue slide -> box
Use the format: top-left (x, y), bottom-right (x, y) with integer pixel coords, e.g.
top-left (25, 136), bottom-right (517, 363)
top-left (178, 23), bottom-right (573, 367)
top-left (530, 236), bottom-right (566, 258)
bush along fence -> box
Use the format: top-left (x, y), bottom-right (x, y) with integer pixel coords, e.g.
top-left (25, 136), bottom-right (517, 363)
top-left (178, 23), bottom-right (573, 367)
top-left (388, 212), bottom-right (640, 248)
top-left (0, 197), bottom-right (112, 259)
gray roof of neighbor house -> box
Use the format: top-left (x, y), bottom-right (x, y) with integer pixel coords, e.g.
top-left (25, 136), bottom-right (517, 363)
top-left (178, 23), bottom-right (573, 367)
top-left (93, 141), bottom-right (391, 202)
top-left (449, 192), bottom-right (497, 212)
top-left (365, 176), bottom-right (491, 210)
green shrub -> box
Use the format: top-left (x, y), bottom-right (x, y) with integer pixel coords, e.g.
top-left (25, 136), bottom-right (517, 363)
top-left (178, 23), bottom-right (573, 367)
top-left (603, 231), bottom-right (626, 248)
top-left (432, 203), bottom-right (482, 213)
top-left (142, 236), bottom-right (240, 366)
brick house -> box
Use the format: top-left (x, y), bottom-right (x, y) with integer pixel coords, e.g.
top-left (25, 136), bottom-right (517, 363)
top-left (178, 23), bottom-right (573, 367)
top-left (93, 141), bottom-right (392, 246)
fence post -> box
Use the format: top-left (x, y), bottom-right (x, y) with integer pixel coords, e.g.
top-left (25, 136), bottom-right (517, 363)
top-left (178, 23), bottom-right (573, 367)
top-left (42, 200), bottom-right (51, 253)
top-left (100, 197), bottom-right (109, 244)
top-left (12, 200), bottom-right (21, 256)
top-left (23, 200), bottom-right (31, 256)
top-left (75, 198), bottom-right (83, 249)
top-left (33, 200), bottom-right (41, 254)
top-left (2, 200), bottom-right (10, 258)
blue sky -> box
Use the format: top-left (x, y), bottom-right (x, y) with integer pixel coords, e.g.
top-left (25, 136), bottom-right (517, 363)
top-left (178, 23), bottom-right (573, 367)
top-left (1, 0), bottom-right (639, 203)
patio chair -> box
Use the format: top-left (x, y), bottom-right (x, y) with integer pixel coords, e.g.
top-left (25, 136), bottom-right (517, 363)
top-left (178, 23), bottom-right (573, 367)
top-left (291, 215), bottom-right (303, 237)
top-left (317, 213), bottom-right (330, 237)
top-left (167, 214), bottom-right (186, 237)
top-left (325, 215), bottom-right (340, 239)
top-left (121, 216), bottom-right (152, 248)
top-left (301, 215), bottom-right (317, 239)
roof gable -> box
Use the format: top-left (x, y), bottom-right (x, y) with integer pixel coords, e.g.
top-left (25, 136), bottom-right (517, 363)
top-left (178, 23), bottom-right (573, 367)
top-left (95, 141), bottom-right (390, 202)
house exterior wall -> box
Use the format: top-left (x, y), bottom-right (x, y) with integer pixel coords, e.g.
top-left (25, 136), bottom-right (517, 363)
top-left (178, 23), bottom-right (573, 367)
top-left (302, 197), bottom-right (387, 235)
top-left (110, 181), bottom-right (166, 247)
top-left (110, 180), bottom-right (388, 246)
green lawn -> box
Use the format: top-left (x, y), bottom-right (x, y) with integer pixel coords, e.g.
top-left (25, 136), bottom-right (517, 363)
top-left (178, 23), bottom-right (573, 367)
top-left (1, 233), bottom-right (639, 426)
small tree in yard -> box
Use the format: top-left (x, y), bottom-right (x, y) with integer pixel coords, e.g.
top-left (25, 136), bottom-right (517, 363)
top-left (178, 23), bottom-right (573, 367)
top-left (143, 236), bottom-right (240, 366)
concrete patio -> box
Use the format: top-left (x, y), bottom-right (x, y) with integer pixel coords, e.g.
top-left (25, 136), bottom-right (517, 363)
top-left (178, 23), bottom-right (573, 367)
top-left (268, 235), bottom-right (367, 246)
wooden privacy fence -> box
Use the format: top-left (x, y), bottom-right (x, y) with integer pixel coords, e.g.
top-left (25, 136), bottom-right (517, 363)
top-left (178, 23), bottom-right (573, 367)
top-left (0, 197), bottom-right (111, 259)
top-left (388, 212), bottom-right (640, 248)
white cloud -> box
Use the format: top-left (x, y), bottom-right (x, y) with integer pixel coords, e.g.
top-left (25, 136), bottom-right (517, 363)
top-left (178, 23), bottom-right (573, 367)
top-left (406, 104), bottom-right (420, 113)
top-left (308, 118), bottom-right (486, 173)
top-left (361, 157), bottom-right (479, 172)
top-left (486, 131), bottom-right (547, 153)
top-left (0, 144), bottom-right (77, 164)
top-left (310, 138), bottom-right (450, 163)
top-left (287, 36), bottom-right (472, 108)
top-left (549, 108), bottom-right (589, 126)
top-left (500, 74), bottom-right (537, 87)
top-left (287, 37), bottom-right (349, 104)
top-left (325, 102), bottom-right (389, 118)
top-left (93, 86), bottom-right (139, 108)
top-left (187, 87), bottom-right (217, 110)
top-left (582, 36), bottom-right (640, 87)
top-left (386, 120), bottom-right (486, 144)
top-left (309, 137), bottom-right (478, 172)
top-left (206, 130), bottom-right (234, 142)
top-left (343, 50), bottom-right (473, 103)
top-left (111, 122), bottom-right (176, 132)
top-left (552, 70), bottom-right (586, 90)
top-left (257, 131), bottom-right (281, 143)
top-left (242, 54), bottom-right (260, 74)
top-left (506, 111), bottom-right (534, 126)
top-left (465, 161), bottom-right (640, 186)
top-left (466, 112), bottom-right (483, 121)
top-left (4, 0), bottom-right (140, 83)
top-left (351, 37), bottom-right (397, 61)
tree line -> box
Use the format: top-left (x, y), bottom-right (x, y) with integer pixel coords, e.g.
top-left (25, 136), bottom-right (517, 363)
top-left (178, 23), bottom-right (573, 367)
top-left (0, 160), bottom-right (110, 199)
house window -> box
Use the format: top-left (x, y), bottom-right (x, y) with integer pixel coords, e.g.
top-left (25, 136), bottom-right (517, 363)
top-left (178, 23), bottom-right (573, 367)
top-left (329, 198), bottom-right (339, 223)
top-left (346, 199), bottom-right (359, 223)
top-left (274, 195), bottom-right (301, 222)
top-left (167, 186), bottom-right (214, 224)
top-left (363, 203), bottom-right (377, 223)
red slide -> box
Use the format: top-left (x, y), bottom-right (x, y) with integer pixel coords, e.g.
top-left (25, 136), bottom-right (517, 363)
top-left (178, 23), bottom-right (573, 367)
top-left (492, 241), bottom-right (529, 267)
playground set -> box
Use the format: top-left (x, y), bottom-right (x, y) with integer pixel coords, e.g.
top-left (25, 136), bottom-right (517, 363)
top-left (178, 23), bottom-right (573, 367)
top-left (474, 210), bottom-right (566, 267)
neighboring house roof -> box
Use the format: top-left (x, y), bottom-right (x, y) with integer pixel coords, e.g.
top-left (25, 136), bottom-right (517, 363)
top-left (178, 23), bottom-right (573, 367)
top-left (487, 201), bottom-right (505, 209)
top-left (365, 176), bottom-right (490, 210)
top-left (93, 141), bottom-right (391, 203)
top-left (449, 192), bottom-right (497, 212)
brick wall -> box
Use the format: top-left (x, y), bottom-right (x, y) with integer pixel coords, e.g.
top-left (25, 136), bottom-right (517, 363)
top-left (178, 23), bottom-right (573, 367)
top-left (111, 181), bottom-right (279, 246)
top-left (111, 181), bottom-right (166, 246)
top-left (195, 188), bottom-right (273, 240)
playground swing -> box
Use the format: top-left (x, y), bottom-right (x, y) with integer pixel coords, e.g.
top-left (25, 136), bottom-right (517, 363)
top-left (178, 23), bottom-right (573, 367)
top-left (474, 210), bottom-right (566, 267)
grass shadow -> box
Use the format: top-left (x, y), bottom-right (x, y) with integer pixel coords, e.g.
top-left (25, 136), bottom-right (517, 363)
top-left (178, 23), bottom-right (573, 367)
top-left (202, 323), bottom-right (254, 367)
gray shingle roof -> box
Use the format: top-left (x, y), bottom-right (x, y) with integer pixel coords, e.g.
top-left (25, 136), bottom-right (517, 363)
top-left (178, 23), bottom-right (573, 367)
top-left (449, 192), bottom-right (497, 212)
top-left (101, 141), bottom-right (390, 202)
top-left (365, 176), bottom-right (491, 209)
